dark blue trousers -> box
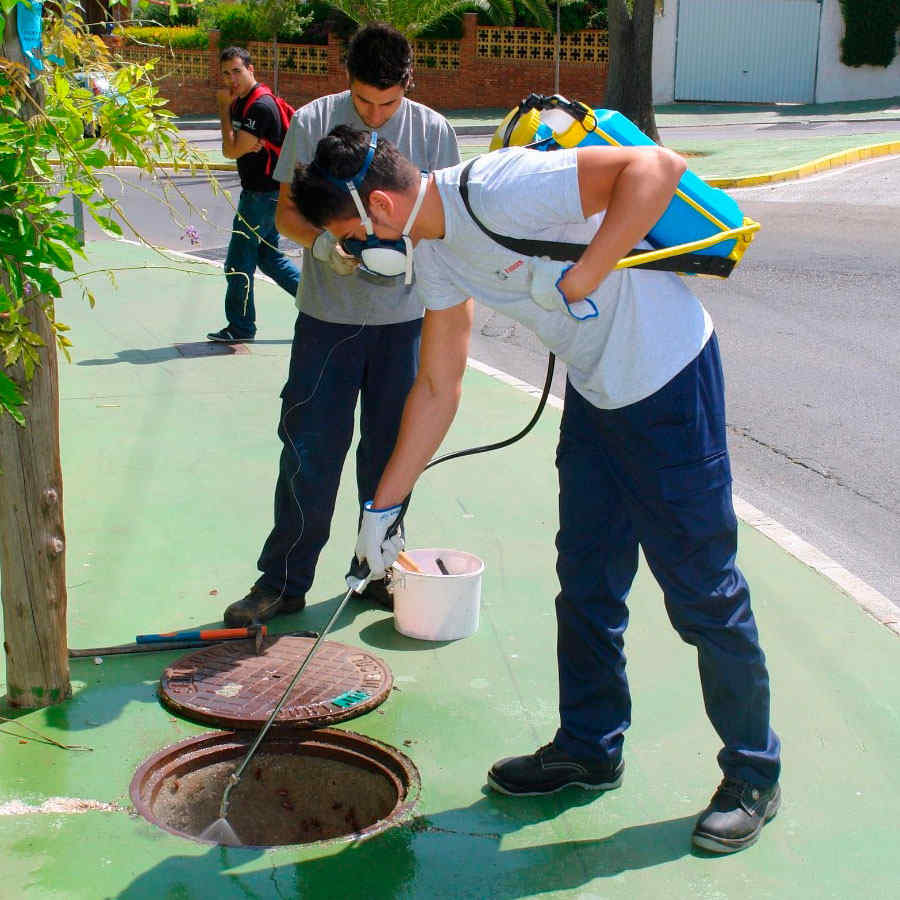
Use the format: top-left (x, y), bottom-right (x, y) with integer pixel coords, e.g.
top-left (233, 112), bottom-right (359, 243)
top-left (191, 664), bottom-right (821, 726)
top-left (224, 189), bottom-right (300, 339)
top-left (256, 312), bottom-right (421, 598)
top-left (553, 335), bottom-right (781, 787)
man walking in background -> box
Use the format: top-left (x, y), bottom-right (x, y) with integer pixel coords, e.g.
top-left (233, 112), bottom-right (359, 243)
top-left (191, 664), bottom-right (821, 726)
top-left (223, 24), bottom-right (460, 624)
top-left (207, 46), bottom-right (300, 344)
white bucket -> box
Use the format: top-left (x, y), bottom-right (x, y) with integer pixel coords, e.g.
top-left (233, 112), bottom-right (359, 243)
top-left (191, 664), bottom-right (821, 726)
top-left (390, 548), bottom-right (484, 641)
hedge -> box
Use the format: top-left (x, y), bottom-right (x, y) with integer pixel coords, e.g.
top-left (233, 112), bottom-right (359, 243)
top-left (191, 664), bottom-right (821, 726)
top-left (123, 26), bottom-right (210, 50)
top-left (839, 0), bottom-right (900, 67)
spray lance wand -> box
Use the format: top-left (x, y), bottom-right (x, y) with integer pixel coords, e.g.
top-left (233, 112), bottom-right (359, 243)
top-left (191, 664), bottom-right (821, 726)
top-left (200, 378), bottom-right (562, 847)
top-left (199, 503), bottom-right (409, 846)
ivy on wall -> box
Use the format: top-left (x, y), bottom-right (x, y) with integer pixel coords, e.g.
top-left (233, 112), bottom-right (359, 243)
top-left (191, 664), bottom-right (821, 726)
top-left (839, 0), bottom-right (900, 67)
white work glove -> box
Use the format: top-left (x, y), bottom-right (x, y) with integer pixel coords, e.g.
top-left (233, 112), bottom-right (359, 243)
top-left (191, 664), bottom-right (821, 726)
top-left (349, 501), bottom-right (405, 588)
top-left (528, 257), bottom-right (598, 321)
top-left (311, 230), bottom-right (359, 276)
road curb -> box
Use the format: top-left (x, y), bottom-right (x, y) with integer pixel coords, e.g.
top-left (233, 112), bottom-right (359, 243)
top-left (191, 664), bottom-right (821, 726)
top-left (465, 356), bottom-right (899, 637)
top-left (706, 140), bottom-right (900, 188)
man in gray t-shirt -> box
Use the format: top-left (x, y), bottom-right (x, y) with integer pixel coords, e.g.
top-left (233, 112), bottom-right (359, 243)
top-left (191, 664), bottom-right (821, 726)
top-left (223, 23), bottom-right (460, 625)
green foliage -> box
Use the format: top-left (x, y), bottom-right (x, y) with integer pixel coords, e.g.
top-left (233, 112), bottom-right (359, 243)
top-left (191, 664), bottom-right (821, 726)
top-left (123, 25), bottom-right (209, 50)
top-left (839, 0), bottom-right (900, 67)
top-left (0, 0), bottom-right (206, 423)
top-left (209, 3), bottom-right (260, 46)
top-left (336, 0), bottom-right (608, 40)
top-left (319, 0), bottom-right (552, 38)
top-left (295, 0), bottom-right (358, 44)
top-left (198, 0), bottom-right (314, 44)
top-left (509, 0), bottom-right (604, 31)
top-left (254, 0), bottom-right (314, 43)
top-left (133, 0), bottom-right (200, 27)
top-left (418, 4), bottom-right (481, 39)
top-left (396, 0), bottom-right (607, 39)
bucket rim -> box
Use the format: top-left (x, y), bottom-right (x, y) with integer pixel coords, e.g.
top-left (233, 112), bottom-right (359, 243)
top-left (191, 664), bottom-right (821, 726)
top-left (392, 547), bottom-right (485, 578)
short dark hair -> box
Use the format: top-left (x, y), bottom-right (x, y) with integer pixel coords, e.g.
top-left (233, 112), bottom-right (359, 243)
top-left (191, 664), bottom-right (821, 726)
top-left (346, 23), bottom-right (412, 89)
top-left (291, 125), bottom-right (418, 228)
top-left (220, 46), bottom-right (251, 67)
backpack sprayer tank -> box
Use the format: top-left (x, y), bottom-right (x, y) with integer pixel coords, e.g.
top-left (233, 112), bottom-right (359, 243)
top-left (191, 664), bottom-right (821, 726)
top-left (490, 94), bottom-right (759, 277)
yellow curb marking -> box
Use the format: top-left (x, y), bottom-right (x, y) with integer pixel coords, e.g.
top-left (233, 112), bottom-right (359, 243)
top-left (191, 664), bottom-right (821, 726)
top-left (706, 141), bottom-right (900, 188)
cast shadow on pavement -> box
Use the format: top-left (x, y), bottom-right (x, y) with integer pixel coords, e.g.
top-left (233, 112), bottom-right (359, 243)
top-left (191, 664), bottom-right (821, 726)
top-left (76, 340), bottom-right (292, 366)
top-left (0, 593), bottom-right (443, 734)
top-left (115, 793), bottom-right (697, 899)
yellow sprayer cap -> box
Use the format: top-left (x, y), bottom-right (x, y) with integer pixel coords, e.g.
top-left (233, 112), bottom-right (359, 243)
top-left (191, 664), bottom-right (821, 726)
top-left (550, 101), bottom-right (597, 149)
top-left (489, 108), bottom-right (542, 151)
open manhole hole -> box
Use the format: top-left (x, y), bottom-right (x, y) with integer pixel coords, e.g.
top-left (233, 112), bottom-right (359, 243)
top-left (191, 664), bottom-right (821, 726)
top-left (131, 728), bottom-right (419, 847)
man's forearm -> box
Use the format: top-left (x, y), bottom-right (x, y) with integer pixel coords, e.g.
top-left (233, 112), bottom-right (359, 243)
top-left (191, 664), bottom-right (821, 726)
top-left (580, 154), bottom-right (684, 285)
top-left (219, 105), bottom-right (238, 159)
top-left (373, 376), bottom-right (462, 509)
top-left (562, 146), bottom-right (686, 301)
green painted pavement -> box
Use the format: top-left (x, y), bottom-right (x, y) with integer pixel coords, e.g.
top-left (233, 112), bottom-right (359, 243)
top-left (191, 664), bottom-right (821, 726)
top-left (668, 132), bottom-right (900, 179)
top-left (1, 242), bottom-right (899, 898)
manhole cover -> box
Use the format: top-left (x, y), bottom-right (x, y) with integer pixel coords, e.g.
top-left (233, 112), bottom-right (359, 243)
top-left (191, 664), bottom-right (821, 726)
top-left (159, 636), bottom-right (392, 729)
top-left (130, 728), bottom-right (420, 846)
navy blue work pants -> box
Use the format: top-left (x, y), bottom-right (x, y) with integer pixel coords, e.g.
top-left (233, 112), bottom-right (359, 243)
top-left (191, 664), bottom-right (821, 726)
top-left (553, 334), bottom-right (781, 787)
top-left (256, 312), bottom-right (421, 598)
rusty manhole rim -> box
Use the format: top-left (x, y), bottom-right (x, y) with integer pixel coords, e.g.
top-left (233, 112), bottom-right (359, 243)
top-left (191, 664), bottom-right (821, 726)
top-left (130, 727), bottom-right (421, 848)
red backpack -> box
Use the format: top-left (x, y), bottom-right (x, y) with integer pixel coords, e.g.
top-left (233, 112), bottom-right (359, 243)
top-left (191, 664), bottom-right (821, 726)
top-left (234, 83), bottom-right (295, 175)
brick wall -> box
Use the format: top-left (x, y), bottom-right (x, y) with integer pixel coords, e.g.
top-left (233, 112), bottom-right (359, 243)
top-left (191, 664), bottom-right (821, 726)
top-left (123, 14), bottom-right (608, 116)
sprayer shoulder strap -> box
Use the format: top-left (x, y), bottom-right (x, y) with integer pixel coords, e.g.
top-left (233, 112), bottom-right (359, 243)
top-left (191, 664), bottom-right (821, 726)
top-left (457, 159), bottom-right (736, 277)
top-left (458, 159), bottom-right (588, 262)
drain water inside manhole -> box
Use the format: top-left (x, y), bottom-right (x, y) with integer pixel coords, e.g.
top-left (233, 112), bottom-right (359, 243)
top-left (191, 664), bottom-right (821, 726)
top-left (131, 729), bottom-right (419, 847)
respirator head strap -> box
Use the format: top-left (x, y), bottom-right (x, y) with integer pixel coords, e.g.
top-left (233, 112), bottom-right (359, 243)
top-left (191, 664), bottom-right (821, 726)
top-left (312, 131), bottom-right (379, 232)
top-left (399, 172), bottom-right (429, 283)
top-left (314, 130), bottom-right (377, 192)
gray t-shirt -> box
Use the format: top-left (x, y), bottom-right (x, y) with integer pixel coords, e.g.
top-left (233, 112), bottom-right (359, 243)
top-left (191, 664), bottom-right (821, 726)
top-left (414, 148), bottom-right (713, 410)
top-left (273, 92), bottom-right (460, 325)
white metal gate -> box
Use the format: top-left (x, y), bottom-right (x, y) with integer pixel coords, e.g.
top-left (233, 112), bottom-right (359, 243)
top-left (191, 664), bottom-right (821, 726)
top-left (675, 0), bottom-right (823, 103)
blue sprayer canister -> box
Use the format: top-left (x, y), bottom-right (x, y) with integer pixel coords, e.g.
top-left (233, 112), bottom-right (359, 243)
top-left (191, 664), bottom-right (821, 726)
top-left (490, 96), bottom-right (752, 266)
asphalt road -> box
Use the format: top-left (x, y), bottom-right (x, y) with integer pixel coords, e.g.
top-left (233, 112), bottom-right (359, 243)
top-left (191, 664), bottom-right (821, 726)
top-left (706, 156), bottom-right (900, 605)
top-left (78, 148), bottom-right (900, 607)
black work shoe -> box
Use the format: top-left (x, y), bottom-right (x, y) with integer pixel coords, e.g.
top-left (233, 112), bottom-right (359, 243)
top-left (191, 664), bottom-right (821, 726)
top-left (692, 778), bottom-right (781, 853)
top-left (223, 584), bottom-right (305, 626)
top-left (487, 743), bottom-right (624, 797)
top-left (207, 327), bottom-right (254, 343)
top-left (358, 577), bottom-right (393, 610)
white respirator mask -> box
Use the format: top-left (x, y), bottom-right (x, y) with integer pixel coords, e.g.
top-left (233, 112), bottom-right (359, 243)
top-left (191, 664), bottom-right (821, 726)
top-left (315, 131), bottom-right (427, 285)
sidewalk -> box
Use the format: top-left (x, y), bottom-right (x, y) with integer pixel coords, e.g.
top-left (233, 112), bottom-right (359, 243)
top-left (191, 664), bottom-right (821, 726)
top-left (1, 241), bottom-right (899, 898)
top-left (177, 97), bottom-right (900, 180)
top-left (176, 96), bottom-right (900, 132)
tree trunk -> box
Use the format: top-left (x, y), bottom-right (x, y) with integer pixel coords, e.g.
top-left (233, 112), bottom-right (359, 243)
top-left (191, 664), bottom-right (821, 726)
top-left (1, 7), bottom-right (71, 708)
top-left (0, 300), bottom-right (71, 708)
top-left (605, 0), bottom-right (660, 143)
